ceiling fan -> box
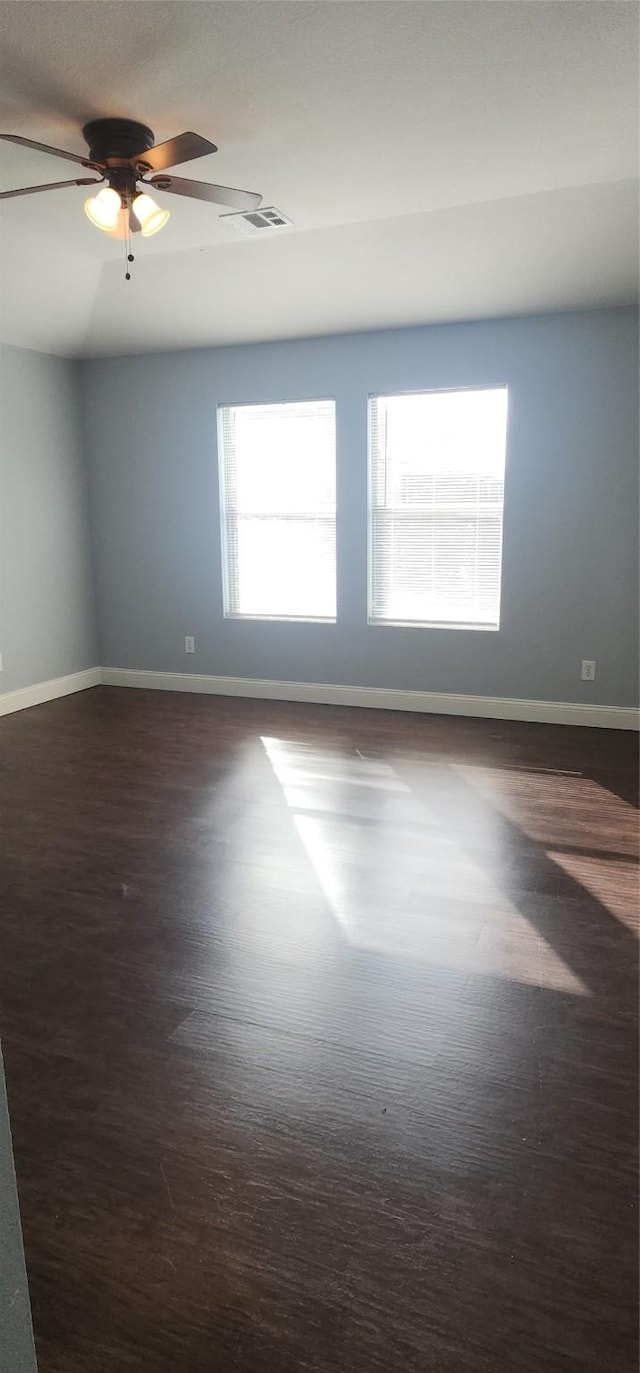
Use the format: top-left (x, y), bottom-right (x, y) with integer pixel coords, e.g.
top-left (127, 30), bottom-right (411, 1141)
top-left (0, 118), bottom-right (262, 271)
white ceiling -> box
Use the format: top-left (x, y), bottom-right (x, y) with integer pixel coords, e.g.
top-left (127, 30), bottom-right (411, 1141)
top-left (0, 1), bottom-right (637, 358)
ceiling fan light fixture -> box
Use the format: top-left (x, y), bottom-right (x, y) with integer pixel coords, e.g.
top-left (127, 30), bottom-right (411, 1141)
top-left (132, 192), bottom-right (170, 236)
top-left (84, 185), bottom-right (121, 231)
top-left (1, 121), bottom-right (260, 271)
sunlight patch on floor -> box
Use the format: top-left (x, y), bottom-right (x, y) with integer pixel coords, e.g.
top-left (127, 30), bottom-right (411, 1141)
top-left (261, 737), bottom-right (588, 995)
top-left (548, 850), bottom-right (639, 936)
top-left (452, 765), bottom-right (638, 856)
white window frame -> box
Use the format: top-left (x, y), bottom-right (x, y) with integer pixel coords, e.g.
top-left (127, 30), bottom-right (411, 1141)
top-left (367, 385), bottom-right (508, 632)
top-left (217, 397), bottom-right (337, 624)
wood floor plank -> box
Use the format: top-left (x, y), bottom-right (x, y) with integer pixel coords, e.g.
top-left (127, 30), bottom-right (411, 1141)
top-left (0, 687), bottom-right (637, 1371)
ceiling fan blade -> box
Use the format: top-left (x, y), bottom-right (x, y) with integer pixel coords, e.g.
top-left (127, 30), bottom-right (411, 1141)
top-left (0, 176), bottom-right (101, 201)
top-left (0, 133), bottom-right (98, 168)
top-left (147, 174), bottom-right (262, 212)
top-left (131, 132), bottom-right (217, 174)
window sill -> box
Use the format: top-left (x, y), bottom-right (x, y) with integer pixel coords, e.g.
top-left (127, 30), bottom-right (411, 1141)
top-left (224, 614), bottom-right (336, 625)
top-left (367, 619), bottom-right (500, 632)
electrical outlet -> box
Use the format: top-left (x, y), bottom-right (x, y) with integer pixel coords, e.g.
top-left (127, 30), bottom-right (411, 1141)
top-left (0, 652), bottom-right (3, 672)
top-left (581, 660), bottom-right (596, 681)
top-left (185, 636), bottom-right (195, 654)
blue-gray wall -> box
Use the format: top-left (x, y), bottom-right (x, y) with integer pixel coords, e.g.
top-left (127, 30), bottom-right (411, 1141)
top-left (0, 344), bottom-right (97, 695)
top-left (81, 307), bottom-right (638, 707)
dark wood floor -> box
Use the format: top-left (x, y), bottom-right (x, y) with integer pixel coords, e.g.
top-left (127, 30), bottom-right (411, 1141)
top-left (0, 687), bottom-right (637, 1373)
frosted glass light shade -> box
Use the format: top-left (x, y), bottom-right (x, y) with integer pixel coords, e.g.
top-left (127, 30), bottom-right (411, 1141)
top-left (132, 193), bottom-right (170, 236)
top-left (84, 186), bottom-right (121, 231)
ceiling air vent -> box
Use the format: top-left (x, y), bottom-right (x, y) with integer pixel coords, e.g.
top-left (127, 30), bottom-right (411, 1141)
top-left (222, 206), bottom-right (293, 237)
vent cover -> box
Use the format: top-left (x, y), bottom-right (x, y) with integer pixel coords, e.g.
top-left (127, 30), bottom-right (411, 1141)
top-left (222, 206), bottom-right (293, 236)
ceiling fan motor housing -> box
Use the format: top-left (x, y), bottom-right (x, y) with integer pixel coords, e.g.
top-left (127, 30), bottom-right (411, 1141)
top-left (82, 118), bottom-right (155, 168)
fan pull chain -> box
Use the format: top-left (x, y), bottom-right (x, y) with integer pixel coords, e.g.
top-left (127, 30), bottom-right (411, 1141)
top-left (124, 198), bottom-right (135, 281)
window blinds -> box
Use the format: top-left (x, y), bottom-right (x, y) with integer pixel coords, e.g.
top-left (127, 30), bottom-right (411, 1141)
top-left (219, 400), bottom-right (336, 620)
top-left (369, 388), bottom-right (508, 629)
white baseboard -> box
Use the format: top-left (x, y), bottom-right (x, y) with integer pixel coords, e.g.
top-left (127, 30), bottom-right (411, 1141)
top-left (0, 667), bottom-right (101, 718)
top-left (1, 665), bottom-right (636, 729)
top-left (100, 668), bottom-right (639, 730)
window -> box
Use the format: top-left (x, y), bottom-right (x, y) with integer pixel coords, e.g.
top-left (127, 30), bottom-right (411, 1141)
top-left (219, 400), bottom-right (336, 621)
top-left (369, 387), bottom-right (508, 629)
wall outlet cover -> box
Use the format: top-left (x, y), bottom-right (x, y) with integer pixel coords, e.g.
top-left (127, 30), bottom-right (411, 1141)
top-left (185, 636), bottom-right (195, 654)
top-left (581, 660), bottom-right (596, 681)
